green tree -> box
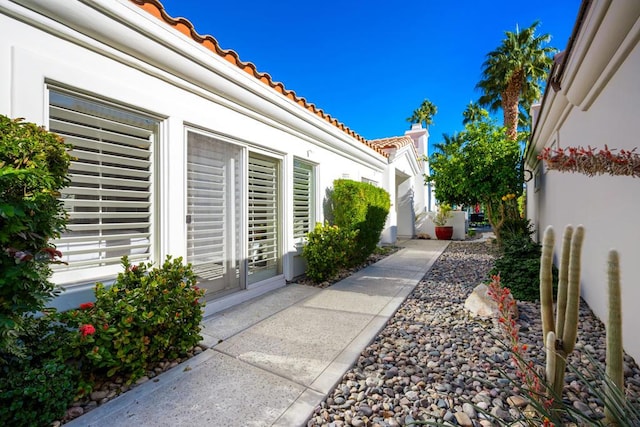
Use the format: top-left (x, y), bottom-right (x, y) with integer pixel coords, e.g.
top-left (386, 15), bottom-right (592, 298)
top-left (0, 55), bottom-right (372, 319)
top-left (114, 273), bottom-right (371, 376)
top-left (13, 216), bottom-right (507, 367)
top-left (427, 133), bottom-right (466, 204)
top-left (406, 99), bottom-right (437, 128)
top-left (426, 118), bottom-right (523, 242)
top-left (476, 21), bottom-right (555, 141)
top-left (462, 102), bottom-right (488, 125)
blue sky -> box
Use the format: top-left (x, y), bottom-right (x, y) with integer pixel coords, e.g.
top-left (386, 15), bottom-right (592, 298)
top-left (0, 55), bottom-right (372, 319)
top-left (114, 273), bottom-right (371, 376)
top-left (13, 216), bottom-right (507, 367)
top-left (158, 0), bottom-right (581, 152)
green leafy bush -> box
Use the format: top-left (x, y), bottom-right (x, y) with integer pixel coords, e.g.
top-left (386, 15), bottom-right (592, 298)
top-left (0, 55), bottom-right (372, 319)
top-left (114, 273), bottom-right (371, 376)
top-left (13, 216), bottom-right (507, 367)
top-left (302, 222), bottom-right (358, 283)
top-left (0, 357), bottom-right (78, 427)
top-left (56, 256), bottom-right (205, 383)
top-left (0, 316), bottom-right (79, 426)
top-left (490, 235), bottom-right (556, 301)
top-left (331, 179), bottom-right (390, 265)
top-left (0, 115), bottom-right (72, 357)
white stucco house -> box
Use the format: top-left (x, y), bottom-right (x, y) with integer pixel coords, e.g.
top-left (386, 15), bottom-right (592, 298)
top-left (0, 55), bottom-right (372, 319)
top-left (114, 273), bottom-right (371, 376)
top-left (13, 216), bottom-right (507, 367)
top-left (0, 0), bottom-right (431, 316)
top-left (525, 0), bottom-right (640, 361)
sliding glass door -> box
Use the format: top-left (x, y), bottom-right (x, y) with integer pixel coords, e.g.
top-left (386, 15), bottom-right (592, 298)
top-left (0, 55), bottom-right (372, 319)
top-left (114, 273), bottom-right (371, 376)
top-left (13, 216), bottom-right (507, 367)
top-left (247, 153), bottom-right (281, 284)
top-left (186, 132), bottom-right (243, 299)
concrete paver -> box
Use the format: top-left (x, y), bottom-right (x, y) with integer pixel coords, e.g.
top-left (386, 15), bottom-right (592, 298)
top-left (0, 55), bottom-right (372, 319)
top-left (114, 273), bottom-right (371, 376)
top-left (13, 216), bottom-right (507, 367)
top-left (66, 239), bottom-right (449, 427)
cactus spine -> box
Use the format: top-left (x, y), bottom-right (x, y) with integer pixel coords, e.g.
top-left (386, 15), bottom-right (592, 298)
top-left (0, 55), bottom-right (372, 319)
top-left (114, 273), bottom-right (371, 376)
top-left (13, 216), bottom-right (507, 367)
top-left (540, 225), bottom-right (585, 400)
top-left (605, 249), bottom-right (624, 424)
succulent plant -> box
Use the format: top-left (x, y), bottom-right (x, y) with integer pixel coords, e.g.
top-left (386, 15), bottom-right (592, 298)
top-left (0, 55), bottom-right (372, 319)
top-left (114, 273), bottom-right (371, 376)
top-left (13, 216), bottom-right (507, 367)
top-left (540, 224), bottom-right (585, 399)
top-left (540, 225), bottom-right (625, 424)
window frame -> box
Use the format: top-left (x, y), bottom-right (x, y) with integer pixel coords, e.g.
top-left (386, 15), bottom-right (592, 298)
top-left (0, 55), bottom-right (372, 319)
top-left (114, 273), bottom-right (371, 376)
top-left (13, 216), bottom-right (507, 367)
top-left (292, 158), bottom-right (316, 241)
top-left (47, 85), bottom-right (161, 286)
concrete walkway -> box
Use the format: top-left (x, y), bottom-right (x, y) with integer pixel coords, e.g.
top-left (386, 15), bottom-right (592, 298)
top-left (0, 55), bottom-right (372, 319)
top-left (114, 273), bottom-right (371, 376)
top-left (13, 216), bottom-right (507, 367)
top-left (66, 239), bottom-right (449, 427)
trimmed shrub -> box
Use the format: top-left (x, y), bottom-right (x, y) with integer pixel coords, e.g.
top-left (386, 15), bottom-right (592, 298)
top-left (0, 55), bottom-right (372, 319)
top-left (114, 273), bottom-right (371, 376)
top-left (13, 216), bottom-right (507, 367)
top-left (0, 115), bottom-right (72, 358)
top-left (302, 222), bottom-right (358, 283)
top-left (56, 256), bottom-right (205, 383)
top-left (331, 179), bottom-right (390, 265)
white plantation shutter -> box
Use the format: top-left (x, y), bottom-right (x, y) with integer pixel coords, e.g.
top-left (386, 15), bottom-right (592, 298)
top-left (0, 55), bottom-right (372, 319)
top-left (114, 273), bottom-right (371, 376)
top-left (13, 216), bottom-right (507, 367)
top-left (293, 159), bottom-right (314, 239)
top-left (186, 132), bottom-right (242, 296)
top-left (49, 89), bottom-right (157, 281)
top-left (248, 154), bottom-right (280, 283)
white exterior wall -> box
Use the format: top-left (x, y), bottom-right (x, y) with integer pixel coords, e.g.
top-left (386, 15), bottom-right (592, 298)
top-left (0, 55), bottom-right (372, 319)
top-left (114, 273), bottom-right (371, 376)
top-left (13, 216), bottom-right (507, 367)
top-left (1, 0), bottom-right (387, 315)
top-left (526, 1), bottom-right (640, 361)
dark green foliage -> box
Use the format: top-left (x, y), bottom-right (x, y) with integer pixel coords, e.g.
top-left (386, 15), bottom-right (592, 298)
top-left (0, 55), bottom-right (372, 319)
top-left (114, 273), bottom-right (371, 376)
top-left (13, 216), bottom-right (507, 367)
top-left (0, 357), bottom-right (78, 426)
top-left (302, 222), bottom-right (358, 283)
top-left (0, 115), bottom-right (72, 358)
top-left (55, 256), bottom-right (205, 383)
top-left (0, 316), bottom-right (79, 426)
top-left (331, 179), bottom-right (390, 265)
top-left (501, 216), bottom-right (535, 242)
top-left (491, 235), bottom-right (556, 301)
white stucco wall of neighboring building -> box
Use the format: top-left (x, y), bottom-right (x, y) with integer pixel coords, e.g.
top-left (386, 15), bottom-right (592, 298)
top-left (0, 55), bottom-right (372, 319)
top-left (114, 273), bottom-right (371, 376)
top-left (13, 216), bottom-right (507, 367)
top-left (526, 1), bottom-right (640, 361)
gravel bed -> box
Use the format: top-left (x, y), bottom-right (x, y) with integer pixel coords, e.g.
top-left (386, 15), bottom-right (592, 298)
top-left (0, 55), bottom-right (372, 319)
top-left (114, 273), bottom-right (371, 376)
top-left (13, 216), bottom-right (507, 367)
top-left (307, 241), bottom-right (640, 427)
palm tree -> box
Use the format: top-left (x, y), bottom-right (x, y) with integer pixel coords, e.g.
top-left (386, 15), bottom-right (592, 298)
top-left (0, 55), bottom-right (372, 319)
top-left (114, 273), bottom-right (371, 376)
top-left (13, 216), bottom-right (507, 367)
top-left (476, 21), bottom-right (556, 140)
top-left (407, 99), bottom-right (438, 128)
top-left (432, 132), bottom-right (464, 156)
top-left (462, 102), bottom-right (488, 125)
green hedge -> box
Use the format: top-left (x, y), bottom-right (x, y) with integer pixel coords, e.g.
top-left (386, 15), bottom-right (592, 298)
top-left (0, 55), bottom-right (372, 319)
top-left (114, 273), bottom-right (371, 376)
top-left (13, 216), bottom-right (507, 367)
top-left (331, 179), bottom-right (390, 265)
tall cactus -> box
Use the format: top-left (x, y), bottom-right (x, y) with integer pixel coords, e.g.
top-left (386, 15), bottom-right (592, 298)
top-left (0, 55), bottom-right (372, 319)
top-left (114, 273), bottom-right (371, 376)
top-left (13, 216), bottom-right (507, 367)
top-left (605, 249), bottom-right (624, 424)
top-left (540, 226), bottom-right (626, 419)
top-left (540, 225), bottom-right (585, 400)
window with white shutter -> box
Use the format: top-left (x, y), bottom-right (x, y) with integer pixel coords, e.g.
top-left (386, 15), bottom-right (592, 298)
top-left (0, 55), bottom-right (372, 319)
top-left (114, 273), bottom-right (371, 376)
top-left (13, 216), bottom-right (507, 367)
top-left (293, 159), bottom-right (314, 239)
top-left (248, 153), bottom-right (281, 284)
top-left (49, 88), bottom-right (158, 284)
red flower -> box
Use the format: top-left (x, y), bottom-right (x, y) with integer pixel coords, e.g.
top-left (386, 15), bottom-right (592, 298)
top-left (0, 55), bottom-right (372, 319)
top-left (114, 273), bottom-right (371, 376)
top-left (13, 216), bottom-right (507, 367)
top-left (79, 324), bottom-right (96, 337)
top-left (41, 247), bottom-right (63, 260)
top-left (79, 302), bottom-right (94, 310)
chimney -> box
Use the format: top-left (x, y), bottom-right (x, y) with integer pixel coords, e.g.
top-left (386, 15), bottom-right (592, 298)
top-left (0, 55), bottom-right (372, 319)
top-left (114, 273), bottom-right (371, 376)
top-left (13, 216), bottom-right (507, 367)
top-left (405, 123), bottom-right (429, 158)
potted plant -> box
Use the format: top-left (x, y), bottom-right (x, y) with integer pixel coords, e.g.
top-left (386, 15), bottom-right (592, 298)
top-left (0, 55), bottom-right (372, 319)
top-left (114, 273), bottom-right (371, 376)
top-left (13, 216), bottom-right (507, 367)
top-left (432, 203), bottom-right (454, 240)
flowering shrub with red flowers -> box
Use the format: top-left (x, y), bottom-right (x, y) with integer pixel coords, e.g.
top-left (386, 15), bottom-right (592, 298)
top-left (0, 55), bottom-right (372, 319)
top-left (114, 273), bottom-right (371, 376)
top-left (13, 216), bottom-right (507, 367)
top-left (538, 145), bottom-right (640, 178)
top-left (0, 115), bottom-right (72, 358)
top-left (56, 255), bottom-right (205, 384)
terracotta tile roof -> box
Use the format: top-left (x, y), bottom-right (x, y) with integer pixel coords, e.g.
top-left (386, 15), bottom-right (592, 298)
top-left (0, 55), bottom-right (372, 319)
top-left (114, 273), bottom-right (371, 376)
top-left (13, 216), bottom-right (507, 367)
top-left (369, 136), bottom-right (420, 162)
top-left (369, 136), bottom-right (413, 150)
top-left (130, 0), bottom-right (387, 157)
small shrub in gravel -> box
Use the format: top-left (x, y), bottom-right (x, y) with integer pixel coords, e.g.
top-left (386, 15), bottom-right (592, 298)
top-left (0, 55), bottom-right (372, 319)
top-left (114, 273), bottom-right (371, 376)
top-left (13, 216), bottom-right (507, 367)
top-left (56, 256), bottom-right (205, 385)
top-left (491, 235), bottom-right (557, 301)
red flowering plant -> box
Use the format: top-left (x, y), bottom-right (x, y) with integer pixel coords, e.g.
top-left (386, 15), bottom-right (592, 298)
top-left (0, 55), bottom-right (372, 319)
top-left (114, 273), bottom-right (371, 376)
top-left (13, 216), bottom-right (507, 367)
top-left (486, 275), bottom-right (557, 426)
top-left (538, 145), bottom-right (640, 178)
top-left (55, 255), bottom-right (205, 387)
